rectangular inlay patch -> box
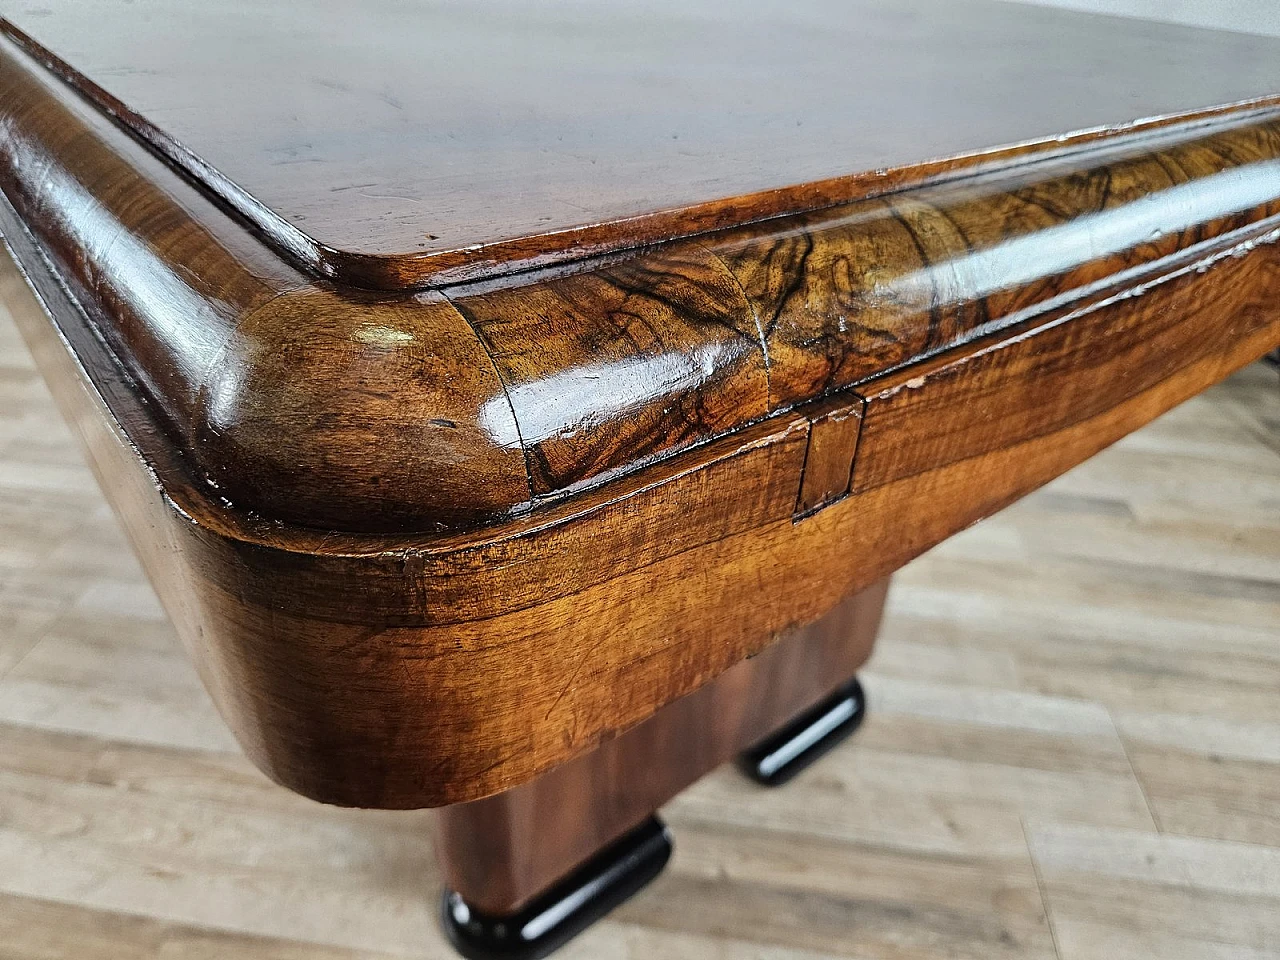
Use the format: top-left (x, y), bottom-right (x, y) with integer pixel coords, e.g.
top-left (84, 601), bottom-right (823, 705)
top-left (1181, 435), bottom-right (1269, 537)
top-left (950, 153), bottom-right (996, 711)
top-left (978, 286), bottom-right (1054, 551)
top-left (795, 393), bottom-right (865, 518)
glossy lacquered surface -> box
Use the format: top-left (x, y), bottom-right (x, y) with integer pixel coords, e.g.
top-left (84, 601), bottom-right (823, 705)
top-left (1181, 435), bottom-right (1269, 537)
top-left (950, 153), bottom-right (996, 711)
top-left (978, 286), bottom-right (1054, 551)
top-left (5, 0), bottom-right (1280, 287)
top-left (3, 26), bottom-right (1280, 532)
top-left (6, 199), bottom-right (1277, 811)
top-left (2, 2), bottom-right (1280, 809)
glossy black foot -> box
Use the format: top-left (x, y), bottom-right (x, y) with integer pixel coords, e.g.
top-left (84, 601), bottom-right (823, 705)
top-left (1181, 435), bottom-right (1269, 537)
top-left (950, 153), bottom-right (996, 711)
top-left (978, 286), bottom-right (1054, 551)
top-left (1266, 348), bottom-right (1280, 369)
top-left (441, 816), bottom-right (672, 960)
top-left (739, 676), bottom-right (866, 787)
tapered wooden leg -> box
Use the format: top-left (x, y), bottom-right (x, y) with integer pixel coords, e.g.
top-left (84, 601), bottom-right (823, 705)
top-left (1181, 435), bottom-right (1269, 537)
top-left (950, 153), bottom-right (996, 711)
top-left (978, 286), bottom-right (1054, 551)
top-left (431, 577), bottom-right (889, 958)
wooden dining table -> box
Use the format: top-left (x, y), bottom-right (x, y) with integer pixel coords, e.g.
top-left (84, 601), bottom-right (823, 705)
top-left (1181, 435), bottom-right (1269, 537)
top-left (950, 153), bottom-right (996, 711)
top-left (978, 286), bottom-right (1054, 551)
top-left (2, 0), bottom-right (1279, 955)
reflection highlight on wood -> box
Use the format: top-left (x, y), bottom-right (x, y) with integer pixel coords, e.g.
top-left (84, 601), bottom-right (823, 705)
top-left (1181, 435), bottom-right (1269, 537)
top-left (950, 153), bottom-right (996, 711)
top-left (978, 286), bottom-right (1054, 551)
top-left (2, 0), bottom-right (1279, 809)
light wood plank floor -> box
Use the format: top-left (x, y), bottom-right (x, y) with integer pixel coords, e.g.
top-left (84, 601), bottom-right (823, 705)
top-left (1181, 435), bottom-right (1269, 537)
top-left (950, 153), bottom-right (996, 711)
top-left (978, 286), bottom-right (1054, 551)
top-left (1, 297), bottom-right (1278, 959)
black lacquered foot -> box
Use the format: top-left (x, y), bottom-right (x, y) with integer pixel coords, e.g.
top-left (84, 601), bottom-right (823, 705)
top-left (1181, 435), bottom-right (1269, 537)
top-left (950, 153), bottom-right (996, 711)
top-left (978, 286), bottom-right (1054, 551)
top-left (739, 676), bottom-right (866, 787)
top-left (441, 816), bottom-right (672, 960)
top-left (1266, 349), bottom-right (1280, 369)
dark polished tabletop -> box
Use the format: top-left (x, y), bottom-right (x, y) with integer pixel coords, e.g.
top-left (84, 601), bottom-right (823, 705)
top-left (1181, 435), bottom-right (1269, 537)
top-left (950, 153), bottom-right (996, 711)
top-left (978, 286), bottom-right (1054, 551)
top-left (5, 0), bottom-right (1280, 287)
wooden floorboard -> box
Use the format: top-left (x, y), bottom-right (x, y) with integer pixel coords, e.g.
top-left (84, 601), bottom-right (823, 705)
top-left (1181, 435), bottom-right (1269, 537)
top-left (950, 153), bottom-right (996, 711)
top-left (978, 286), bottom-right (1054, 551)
top-left (1, 300), bottom-right (1278, 957)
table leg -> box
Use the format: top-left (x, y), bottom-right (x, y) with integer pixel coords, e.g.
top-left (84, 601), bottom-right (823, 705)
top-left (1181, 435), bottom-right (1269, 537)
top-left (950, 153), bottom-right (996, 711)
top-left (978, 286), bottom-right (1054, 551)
top-left (432, 577), bottom-right (890, 959)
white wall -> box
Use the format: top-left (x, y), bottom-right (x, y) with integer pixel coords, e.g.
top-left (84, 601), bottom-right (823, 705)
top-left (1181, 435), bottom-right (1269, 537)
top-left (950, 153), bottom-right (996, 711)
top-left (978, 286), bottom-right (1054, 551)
top-left (1015, 0), bottom-right (1280, 37)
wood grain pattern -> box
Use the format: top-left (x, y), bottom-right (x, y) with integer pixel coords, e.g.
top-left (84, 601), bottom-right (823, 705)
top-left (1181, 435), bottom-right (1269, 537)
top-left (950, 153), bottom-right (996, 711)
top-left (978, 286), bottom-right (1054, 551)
top-left (5, 201), bottom-right (1277, 809)
top-left (5, 27), bottom-right (1280, 532)
top-left (2, 11), bottom-right (1280, 809)
top-left (455, 245), bottom-right (770, 497)
top-left (852, 223), bottom-right (1280, 495)
top-left (433, 579), bottom-right (886, 915)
